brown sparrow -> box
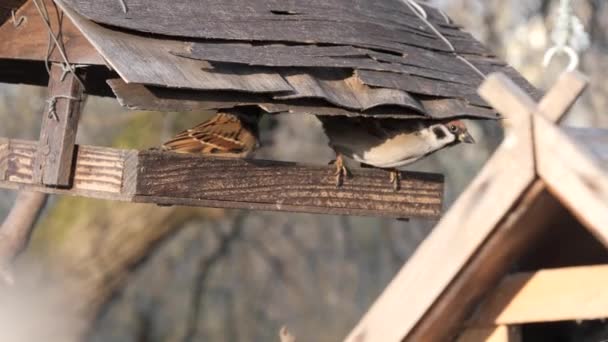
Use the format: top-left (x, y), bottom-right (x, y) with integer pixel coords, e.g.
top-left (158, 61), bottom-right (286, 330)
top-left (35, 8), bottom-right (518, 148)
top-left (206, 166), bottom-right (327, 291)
top-left (317, 116), bottom-right (475, 190)
top-left (162, 107), bottom-right (261, 157)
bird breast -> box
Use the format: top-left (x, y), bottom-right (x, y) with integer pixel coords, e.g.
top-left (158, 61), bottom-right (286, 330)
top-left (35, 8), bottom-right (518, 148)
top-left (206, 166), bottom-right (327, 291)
top-left (330, 127), bottom-right (452, 169)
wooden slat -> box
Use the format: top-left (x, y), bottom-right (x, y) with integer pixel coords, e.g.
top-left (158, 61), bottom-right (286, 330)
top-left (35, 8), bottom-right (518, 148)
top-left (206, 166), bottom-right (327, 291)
top-left (534, 116), bottom-right (608, 247)
top-left (0, 0), bottom-right (103, 64)
top-left (2, 139), bottom-right (133, 199)
top-left (107, 79), bottom-right (498, 120)
top-left (344, 71), bottom-right (584, 342)
top-left (457, 326), bottom-right (521, 342)
top-left (32, 64), bottom-right (85, 186)
top-left (134, 150), bottom-right (444, 218)
top-left (344, 94), bottom-right (537, 342)
top-left (469, 265), bottom-right (608, 325)
top-left (0, 139), bottom-right (444, 219)
top-left (59, 0), bottom-right (473, 54)
top-left (55, 0), bottom-right (294, 93)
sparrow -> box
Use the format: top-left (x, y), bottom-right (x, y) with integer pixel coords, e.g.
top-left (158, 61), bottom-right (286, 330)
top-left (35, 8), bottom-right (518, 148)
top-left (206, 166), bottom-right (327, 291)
top-left (162, 107), bottom-right (262, 157)
top-left (317, 116), bottom-right (476, 190)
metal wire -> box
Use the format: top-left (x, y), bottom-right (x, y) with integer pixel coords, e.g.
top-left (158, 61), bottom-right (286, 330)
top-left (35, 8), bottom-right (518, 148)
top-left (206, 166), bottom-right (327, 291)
top-left (403, 0), bottom-right (487, 79)
top-left (543, 0), bottom-right (590, 71)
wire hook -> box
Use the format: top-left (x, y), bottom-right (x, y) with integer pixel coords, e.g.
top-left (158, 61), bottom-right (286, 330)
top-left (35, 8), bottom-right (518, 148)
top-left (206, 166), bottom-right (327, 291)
top-left (543, 45), bottom-right (579, 72)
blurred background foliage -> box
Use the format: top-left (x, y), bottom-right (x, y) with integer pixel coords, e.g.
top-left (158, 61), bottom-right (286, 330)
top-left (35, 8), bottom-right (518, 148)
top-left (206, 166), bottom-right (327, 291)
top-left (0, 0), bottom-right (607, 341)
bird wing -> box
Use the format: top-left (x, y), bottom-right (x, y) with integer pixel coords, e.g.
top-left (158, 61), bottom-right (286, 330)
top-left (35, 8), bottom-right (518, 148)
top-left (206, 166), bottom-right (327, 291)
top-left (162, 112), bottom-right (258, 157)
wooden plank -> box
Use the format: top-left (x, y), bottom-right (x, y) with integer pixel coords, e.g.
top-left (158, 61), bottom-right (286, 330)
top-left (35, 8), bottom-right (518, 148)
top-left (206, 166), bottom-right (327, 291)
top-left (135, 150), bottom-right (444, 219)
top-left (59, 0), bottom-right (467, 55)
top-left (0, 139), bottom-right (445, 219)
top-left (0, 0), bottom-right (103, 64)
top-left (344, 72), bottom-right (576, 342)
top-left (534, 116), bottom-right (608, 247)
top-left (55, 0), bottom-right (294, 93)
top-left (32, 64), bottom-right (85, 186)
top-left (0, 0), bottom-right (27, 27)
top-left (536, 71), bottom-right (588, 123)
top-left (344, 93), bottom-right (537, 342)
top-left (469, 265), bottom-right (608, 325)
top-left (457, 326), bottom-right (521, 342)
top-left (2, 139), bottom-right (133, 199)
top-left (0, 137), bottom-right (8, 180)
top-left (107, 79), bottom-right (498, 120)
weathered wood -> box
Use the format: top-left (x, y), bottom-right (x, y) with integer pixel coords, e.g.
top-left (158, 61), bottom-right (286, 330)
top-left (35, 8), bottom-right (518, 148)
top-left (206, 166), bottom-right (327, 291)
top-left (457, 326), bottom-right (521, 342)
top-left (3, 139), bottom-right (133, 199)
top-left (0, 139), bottom-right (444, 219)
top-left (135, 150), bottom-right (444, 218)
top-left (469, 265), bottom-right (608, 325)
top-left (0, 0), bottom-right (103, 64)
top-left (107, 79), bottom-right (499, 120)
top-left (32, 64), bottom-right (86, 186)
top-left (344, 82), bottom-right (538, 342)
top-left (344, 71), bottom-right (583, 342)
top-left (60, 0), bottom-right (481, 55)
top-left (55, 0), bottom-right (294, 93)
top-left (0, 0), bottom-right (27, 27)
top-left (534, 116), bottom-right (608, 247)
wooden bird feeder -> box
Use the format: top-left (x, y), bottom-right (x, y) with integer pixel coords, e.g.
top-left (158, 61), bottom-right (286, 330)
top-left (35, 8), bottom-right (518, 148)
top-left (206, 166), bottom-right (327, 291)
top-left (346, 71), bottom-right (608, 341)
top-left (0, 0), bottom-right (539, 220)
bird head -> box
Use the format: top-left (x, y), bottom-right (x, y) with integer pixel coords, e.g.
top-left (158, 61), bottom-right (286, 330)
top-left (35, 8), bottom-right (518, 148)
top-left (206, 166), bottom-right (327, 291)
top-left (445, 120), bottom-right (475, 144)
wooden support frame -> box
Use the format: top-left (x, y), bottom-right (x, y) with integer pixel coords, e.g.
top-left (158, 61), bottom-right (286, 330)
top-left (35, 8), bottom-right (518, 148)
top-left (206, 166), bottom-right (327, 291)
top-left (0, 139), bottom-right (444, 219)
top-left (457, 326), bottom-right (521, 342)
top-left (468, 265), bottom-right (608, 326)
top-left (32, 64), bottom-right (86, 186)
top-left (344, 71), bottom-right (591, 342)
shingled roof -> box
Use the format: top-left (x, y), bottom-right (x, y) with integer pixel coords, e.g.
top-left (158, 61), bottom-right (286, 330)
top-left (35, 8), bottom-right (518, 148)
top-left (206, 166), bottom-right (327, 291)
top-left (50, 0), bottom-right (539, 120)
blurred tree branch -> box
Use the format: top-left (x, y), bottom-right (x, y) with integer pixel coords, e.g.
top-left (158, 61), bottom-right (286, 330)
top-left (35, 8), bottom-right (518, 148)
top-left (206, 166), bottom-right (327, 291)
top-left (0, 191), bottom-right (48, 284)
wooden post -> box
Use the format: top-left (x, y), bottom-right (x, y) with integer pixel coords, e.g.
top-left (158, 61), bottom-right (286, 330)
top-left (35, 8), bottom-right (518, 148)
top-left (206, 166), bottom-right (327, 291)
top-left (32, 64), bottom-right (86, 187)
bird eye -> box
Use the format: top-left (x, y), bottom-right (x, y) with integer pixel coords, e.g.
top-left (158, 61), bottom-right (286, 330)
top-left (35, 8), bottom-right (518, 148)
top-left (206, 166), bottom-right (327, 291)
top-left (448, 125), bottom-right (458, 133)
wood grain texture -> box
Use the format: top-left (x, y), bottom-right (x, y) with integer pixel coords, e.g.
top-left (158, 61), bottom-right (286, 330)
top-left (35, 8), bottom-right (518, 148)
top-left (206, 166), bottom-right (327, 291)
top-left (0, 0), bottom-right (27, 27)
top-left (3, 139), bottom-right (131, 198)
top-left (55, 0), bottom-right (294, 93)
top-left (457, 326), bottom-right (521, 342)
top-left (107, 79), bottom-right (499, 120)
top-left (345, 72), bottom-right (577, 342)
top-left (135, 150), bottom-right (444, 219)
top-left (469, 265), bottom-right (608, 325)
top-left (344, 95), bottom-right (537, 342)
top-left (60, 0), bottom-right (482, 54)
top-left (0, 139), bottom-right (444, 219)
top-left (32, 64), bottom-right (85, 186)
top-left (0, 0), bottom-right (103, 64)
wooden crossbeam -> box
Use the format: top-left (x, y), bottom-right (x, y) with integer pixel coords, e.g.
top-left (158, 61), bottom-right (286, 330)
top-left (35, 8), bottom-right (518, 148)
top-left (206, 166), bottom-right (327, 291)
top-left (0, 139), bottom-right (444, 219)
top-left (469, 265), bottom-right (608, 325)
top-left (344, 71), bottom-right (588, 342)
top-left (457, 326), bottom-right (521, 342)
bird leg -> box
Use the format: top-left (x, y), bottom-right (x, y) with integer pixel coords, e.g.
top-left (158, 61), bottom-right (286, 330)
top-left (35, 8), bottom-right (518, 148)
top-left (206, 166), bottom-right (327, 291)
top-left (329, 154), bottom-right (350, 187)
top-left (389, 169), bottom-right (401, 191)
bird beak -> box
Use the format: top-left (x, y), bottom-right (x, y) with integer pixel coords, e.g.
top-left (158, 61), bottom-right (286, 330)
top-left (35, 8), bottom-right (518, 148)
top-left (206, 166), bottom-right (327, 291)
top-left (459, 132), bottom-right (475, 144)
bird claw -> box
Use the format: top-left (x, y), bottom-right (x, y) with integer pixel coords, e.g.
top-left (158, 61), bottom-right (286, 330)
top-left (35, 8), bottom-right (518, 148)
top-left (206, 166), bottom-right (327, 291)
top-left (389, 169), bottom-right (401, 191)
top-left (333, 155), bottom-right (351, 187)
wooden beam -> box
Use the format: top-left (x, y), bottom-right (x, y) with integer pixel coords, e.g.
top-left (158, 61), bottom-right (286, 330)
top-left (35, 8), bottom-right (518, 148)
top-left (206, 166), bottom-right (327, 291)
top-left (457, 326), bottom-right (521, 342)
top-left (0, 0), bottom-right (103, 64)
top-left (32, 64), bottom-right (86, 187)
top-left (0, 139), bottom-right (444, 219)
top-left (469, 265), bottom-right (608, 325)
top-left (344, 71), bottom-right (588, 342)
top-left (534, 116), bottom-right (608, 246)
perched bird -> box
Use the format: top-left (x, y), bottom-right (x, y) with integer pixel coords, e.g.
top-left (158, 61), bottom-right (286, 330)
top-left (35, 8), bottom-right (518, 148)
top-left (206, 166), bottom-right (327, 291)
top-left (162, 107), bottom-right (261, 157)
top-left (317, 116), bottom-right (475, 190)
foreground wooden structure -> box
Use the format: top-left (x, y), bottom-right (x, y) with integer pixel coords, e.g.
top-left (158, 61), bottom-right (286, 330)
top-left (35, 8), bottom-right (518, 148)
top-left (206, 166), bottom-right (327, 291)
top-left (346, 71), bottom-right (608, 341)
top-left (0, 138), bottom-right (443, 218)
